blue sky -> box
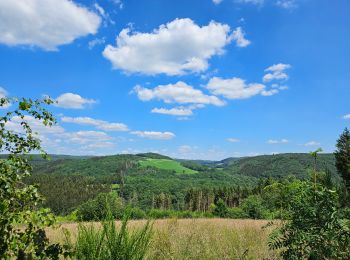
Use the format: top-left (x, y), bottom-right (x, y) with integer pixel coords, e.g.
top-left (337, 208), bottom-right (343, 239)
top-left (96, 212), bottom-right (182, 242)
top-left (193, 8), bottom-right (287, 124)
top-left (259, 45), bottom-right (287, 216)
top-left (0, 0), bottom-right (349, 160)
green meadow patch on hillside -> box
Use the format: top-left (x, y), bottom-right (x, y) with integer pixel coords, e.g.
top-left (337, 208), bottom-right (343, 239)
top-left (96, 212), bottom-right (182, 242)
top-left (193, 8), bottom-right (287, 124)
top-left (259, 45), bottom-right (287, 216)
top-left (139, 158), bottom-right (197, 174)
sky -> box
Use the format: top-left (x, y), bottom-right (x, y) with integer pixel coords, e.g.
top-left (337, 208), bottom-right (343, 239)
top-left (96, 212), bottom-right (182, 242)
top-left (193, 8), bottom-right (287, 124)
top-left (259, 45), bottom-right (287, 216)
top-left (0, 0), bottom-right (349, 160)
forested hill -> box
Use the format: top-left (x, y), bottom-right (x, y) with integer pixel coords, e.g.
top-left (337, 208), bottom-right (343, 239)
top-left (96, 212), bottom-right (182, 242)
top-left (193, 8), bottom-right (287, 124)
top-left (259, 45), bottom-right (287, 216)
top-left (28, 152), bottom-right (337, 180)
top-left (211, 153), bottom-right (337, 180)
top-left (22, 152), bottom-right (338, 215)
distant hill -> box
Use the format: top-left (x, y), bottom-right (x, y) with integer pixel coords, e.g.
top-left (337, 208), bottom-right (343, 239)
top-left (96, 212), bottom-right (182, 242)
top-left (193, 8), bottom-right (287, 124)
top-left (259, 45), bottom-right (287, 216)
top-left (219, 153), bottom-right (338, 180)
top-left (137, 152), bottom-right (172, 160)
top-left (27, 152), bottom-right (338, 181)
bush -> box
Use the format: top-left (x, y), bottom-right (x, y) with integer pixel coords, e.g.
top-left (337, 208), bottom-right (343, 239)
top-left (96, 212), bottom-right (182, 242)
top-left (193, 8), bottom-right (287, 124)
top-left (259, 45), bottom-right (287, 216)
top-left (77, 193), bottom-right (124, 221)
top-left (268, 183), bottom-right (350, 259)
top-left (127, 207), bottom-right (146, 219)
top-left (241, 195), bottom-right (269, 219)
top-left (226, 207), bottom-right (246, 219)
top-left (212, 199), bottom-right (228, 217)
top-left (147, 209), bottom-right (175, 219)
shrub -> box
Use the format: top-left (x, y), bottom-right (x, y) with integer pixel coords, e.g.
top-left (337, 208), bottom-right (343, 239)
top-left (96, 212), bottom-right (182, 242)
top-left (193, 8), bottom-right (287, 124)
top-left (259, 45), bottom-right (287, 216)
top-left (213, 199), bottom-right (228, 217)
top-left (241, 195), bottom-right (269, 219)
top-left (147, 209), bottom-right (174, 219)
top-left (226, 207), bottom-right (246, 219)
top-left (268, 182), bottom-right (350, 259)
top-left (127, 207), bottom-right (146, 219)
top-left (77, 193), bottom-right (124, 221)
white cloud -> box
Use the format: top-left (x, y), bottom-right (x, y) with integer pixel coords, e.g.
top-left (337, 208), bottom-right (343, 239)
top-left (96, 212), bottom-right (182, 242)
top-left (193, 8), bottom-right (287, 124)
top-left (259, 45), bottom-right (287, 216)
top-left (276, 0), bottom-right (297, 9)
top-left (131, 131), bottom-right (175, 140)
top-left (230, 27), bottom-right (251, 47)
top-left (304, 141), bottom-right (320, 147)
top-left (103, 18), bottom-right (237, 75)
top-left (54, 93), bottom-right (97, 109)
top-left (88, 37), bottom-right (106, 49)
top-left (61, 116), bottom-right (128, 131)
top-left (134, 81), bottom-right (225, 106)
top-left (212, 0), bottom-right (223, 4)
top-left (227, 138), bottom-right (240, 143)
top-left (82, 141), bottom-right (114, 149)
top-left (94, 3), bottom-right (106, 17)
top-left (63, 130), bottom-right (112, 144)
top-left (267, 139), bottom-right (289, 144)
top-left (0, 0), bottom-right (101, 51)
top-left (6, 115), bottom-right (64, 135)
top-left (343, 114), bottom-right (350, 119)
top-left (151, 107), bottom-right (193, 116)
top-left (0, 87), bottom-right (7, 98)
top-left (206, 77), bottom-right (265, 99)
top-left (263, 63), bottom-right (291, 82)
top-left (111, 0), bottom-right (124, 9)
top-left (0, 87), bottom-right (11, 109)
top-left (261, 89), bottom-right (279, 96)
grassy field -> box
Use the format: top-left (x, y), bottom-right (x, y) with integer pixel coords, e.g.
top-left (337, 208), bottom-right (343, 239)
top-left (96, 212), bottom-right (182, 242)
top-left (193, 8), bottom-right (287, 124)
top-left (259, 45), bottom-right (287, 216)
top-left (47, 218), bottom-right (278, 259)
top-left (139, 158), bottom-right (198, 174)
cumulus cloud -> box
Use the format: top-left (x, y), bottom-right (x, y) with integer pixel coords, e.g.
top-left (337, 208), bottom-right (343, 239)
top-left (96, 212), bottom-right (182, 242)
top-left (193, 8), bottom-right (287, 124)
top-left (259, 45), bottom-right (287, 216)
top-left (4, 114), bottom-right (118, 154)
top-left (131, 131), bottom-right (175, 140)
top-left (61, 116), bottom-right (128, 131)
top-left (151, 107), bottom-right (193, 116)
top-left (54, 93), bottom-right (97, 109)
top-left (63, 130), bottom-right (112, 144)
top-left (0, 0), bottom-right (101, 50)
top-left (267, 139), bottom-right (289, 144)
top-left (103, 18), bottom-right (238, 75)
top-left (230, 27), bottom-right (251, 47)
top-left (263, 63), bottom-right (291, 82)
top-left (206, 77), bottom-right (265, 99)
top-left (304, 141), bottom-right (321, 147)
top-left (134, 81), bottom-right (225, 106)
top-left (227, 138), bottom-right (240, 143)
top-left (343, 114), bottom-right (350, 119)
top-left (6, 115), bottom-right (65, 135)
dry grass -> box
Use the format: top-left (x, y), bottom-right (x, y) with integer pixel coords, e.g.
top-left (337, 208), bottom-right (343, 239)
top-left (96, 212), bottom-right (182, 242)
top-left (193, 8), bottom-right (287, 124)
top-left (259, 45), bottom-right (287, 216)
top-left (47, 218), bottom-right (279, 259)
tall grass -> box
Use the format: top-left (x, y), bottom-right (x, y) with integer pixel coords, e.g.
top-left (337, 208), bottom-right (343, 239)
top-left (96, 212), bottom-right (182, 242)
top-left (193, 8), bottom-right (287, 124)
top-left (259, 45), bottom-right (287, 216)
top-left (71, 215), bottom-right (152, 260)
top-left (50, 219), bottom-right (275, 259)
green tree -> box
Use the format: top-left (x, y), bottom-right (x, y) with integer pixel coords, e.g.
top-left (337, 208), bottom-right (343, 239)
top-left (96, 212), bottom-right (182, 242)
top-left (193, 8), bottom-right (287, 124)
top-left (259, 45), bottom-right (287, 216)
top-left (0, 97), bottom-right (64, 258)
top-left (77, 192), bottom-right (124, 221)
top-left (241, 195), bottom-right (267, 219)
top-left (268, 181), bottom-right (350, 259)
top-left (335, 128), bottom-right (350, 190)
top-left (213, 198), bottom-right (228, 217)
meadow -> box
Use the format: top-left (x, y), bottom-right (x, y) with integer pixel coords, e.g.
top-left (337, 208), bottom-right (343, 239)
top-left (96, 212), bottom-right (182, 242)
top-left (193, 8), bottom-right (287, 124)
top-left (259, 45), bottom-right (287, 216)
top-left (47, 218), bottom-right (278, 259)
top-left (139, 158), bottom-right (198, 174)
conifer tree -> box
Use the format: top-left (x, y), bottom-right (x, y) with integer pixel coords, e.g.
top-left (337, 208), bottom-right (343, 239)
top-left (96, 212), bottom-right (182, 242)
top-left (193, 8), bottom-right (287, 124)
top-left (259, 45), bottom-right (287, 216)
top-left (335, 128), bottom-right (350, 190)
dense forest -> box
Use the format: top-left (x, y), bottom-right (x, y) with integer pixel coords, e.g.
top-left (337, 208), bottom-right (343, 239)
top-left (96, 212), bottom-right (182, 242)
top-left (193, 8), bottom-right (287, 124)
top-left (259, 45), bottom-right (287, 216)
top-left (20, 152), bottom-right (338, 217)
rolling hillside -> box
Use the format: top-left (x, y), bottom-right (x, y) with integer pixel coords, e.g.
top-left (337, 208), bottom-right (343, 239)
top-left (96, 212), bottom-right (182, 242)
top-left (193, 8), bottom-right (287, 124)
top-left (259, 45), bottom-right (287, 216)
top-left (29, 152), bottom-right (338, 180)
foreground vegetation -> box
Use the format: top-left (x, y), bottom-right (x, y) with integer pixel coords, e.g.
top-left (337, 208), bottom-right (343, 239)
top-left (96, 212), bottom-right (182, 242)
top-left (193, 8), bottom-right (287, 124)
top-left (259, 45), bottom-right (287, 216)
top-left (47, 218), bottom-right (276, 259)
top-left (1, 96), bottom-right (349, 259)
